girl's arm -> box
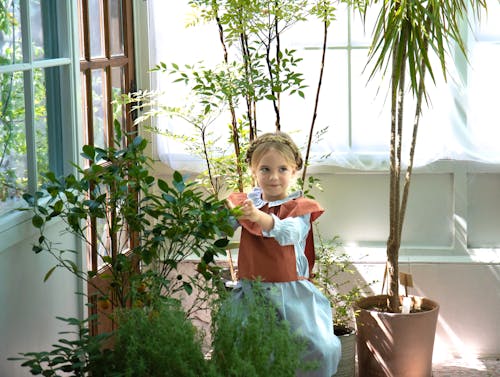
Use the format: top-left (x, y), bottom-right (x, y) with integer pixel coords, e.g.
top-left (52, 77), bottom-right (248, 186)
top-left (263, 214), bottom-right (311, 246)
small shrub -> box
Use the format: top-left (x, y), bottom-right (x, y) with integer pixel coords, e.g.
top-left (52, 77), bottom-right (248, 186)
top-left (210, 282), bottom-right (316, 377)
top-left (110, 300), bottom-right (219, 377)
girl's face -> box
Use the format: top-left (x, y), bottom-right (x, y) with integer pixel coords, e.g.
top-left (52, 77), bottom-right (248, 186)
top-left (252, 148), bottom-right (296, 202)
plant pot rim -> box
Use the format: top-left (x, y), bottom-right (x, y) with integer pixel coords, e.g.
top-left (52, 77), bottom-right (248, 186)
top-left (334, 325), bottom-right (356, 337)
top-left (354, 294), bottom-right (439, 316)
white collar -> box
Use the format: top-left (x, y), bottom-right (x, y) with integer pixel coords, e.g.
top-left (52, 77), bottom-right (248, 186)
top-left (247, 187), bottom-right (302, 209)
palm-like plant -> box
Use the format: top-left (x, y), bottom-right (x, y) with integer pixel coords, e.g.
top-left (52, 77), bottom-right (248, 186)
top-left (366, 0), bottom-right (487, 312)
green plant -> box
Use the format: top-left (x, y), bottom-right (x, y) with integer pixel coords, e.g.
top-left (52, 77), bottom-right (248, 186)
top-left (210, 281), bottom-right (316, 377)
top-left (109, 300), bottom-right (219, 377)
top-left (22, 123), bottom-right (235, 310)
top-left (13, 125), bottom-right (238, 375)
top-left (313, 234), bottom-right (374, 335)
top-left (365, 0), bottom-right (487, 312)
top-left (124, 0), bottom-right (345, 198)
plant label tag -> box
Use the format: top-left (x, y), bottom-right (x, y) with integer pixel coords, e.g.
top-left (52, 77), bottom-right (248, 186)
top-left (399, 272), bottom-right (413, 287)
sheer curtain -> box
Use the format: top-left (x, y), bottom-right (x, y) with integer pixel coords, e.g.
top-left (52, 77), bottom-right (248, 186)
top-left (147, 1), bottom-right (500, 174)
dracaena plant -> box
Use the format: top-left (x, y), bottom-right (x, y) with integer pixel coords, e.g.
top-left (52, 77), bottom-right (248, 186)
top-left (365, 0), bottom-right (487, 312)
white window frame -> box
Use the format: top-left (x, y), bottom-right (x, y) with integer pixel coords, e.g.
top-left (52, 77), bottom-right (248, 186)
top-left (0, 1), bottom-right (82, 252)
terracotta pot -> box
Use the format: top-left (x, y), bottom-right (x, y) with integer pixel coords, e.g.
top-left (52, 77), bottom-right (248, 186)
top-left (354, 295), bottom-right (439, 377)
top-left (335, 329), bottom-right (356, 377)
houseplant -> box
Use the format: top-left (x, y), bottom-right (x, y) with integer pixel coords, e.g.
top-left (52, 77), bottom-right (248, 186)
top-left (21, 122), bottom-right (234, 310)
top-left (354, 1), bottom-right (488, 376)
top-left (313, 234), bottom-right (373, 377)
top-left (11, 124), bottom-right (237, 374)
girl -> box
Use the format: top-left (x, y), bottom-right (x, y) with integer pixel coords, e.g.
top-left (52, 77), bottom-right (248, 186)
top-left (227, 132), bottom-right (341, 377)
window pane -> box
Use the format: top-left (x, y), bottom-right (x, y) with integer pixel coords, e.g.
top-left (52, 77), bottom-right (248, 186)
top-left (467, 1), bottom-right (500, 156)
top-left (350, 5), bottom-right (376, 46)
top-left (111, 65), bottom-right (126, 143)
top-left (30, 0), bottom-right (44, 60)
top-left (96, 214), bottom-right (111, 268)
top-left (91, 68), bottom-right (108, 148)
top-left (0, 0), bottom-right (23, 66)
top-left (109, 0), bottom-right (124, 56)
top-left (77, 0), bottom-right (85, 59)
top-left (0, 71), bottom-right (27, 211)
top-left (81, 71), bottom-right (89, 144)
top-left (34, 67), bottom-right (48, 179)
top-left (350, 49), bottom-right (389, 152)
top-left (88, 0), bottom-right (104, 58)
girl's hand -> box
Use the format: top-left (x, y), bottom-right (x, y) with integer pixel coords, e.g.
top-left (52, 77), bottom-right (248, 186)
top-left (238, 199), bottom-right (274, 231)
top-left (238, 199), bottom-right (259, 222)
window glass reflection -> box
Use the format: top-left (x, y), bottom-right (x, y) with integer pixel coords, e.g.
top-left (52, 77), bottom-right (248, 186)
top-left (30, 0), bottom-right (44, 60)
top-left (0, 0), bottom-right (23, 65)
top-left (91, 69), bottom-right (108, 149)
top-left (109, 0), bottom-right (124, 56)
top-left (0, 71), bottom-right (27, 211)
top-left (88, 0), bottom-right (104, 58)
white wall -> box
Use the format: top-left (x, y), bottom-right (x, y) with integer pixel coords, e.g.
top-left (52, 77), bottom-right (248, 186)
top-left (0, 217), bottom-right (82, 377)
top-left (312, 164), bottom-right (500, 359)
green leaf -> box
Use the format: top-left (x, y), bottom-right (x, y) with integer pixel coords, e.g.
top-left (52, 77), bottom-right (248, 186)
top-left (172, 171), bottom-right (185, 192)
top-left (65, 260), bottom-right (79, 274)
top-left (53, 200), bottom-right (63, 214)
top-left (32, 215), bottom-right (44, 228)
top-left (214, 238), bottom-right (229, 248)
top-left (182, 281), bottom-right (193, 295)
top-left (22, 193), bottom-right (34, 206)
top-left (157, 179), bottom-right (170, 193)
top-left (43, 266), bottom-right (57, 282)
top-left (81, 145), bottom-right (95, 160)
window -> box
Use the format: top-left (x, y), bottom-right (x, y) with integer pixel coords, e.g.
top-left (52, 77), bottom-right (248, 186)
top-left (78, 0), bottom-right (136, 273)
top-left (147, 1), bottom-right (500, 259)
top-left (0, 1), bottom-right (76, 217)
top-left (78, 0), bottom-right (135, 154)
top-left (149, 1), bottom-right (500, 172)
top-left (77, 0), bottom-right (137, 336)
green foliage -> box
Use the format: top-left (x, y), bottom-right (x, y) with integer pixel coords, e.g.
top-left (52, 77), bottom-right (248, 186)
top-left (15, 127), bottom-right (243, 375)
top-left (121, 0), bottom-right (347, 196)
top-left (313, 234), bottom-right (375, 334)
top-left (210, 282), bottom-right (316, 377)
top-left (109, 301), bottom-right (219, 377)
top-left (21, 126), bottom-right (236, 308)
top-left (8, 315), bottom-right (113, 377)
top-left (365, 0), bottom-right (487, 311)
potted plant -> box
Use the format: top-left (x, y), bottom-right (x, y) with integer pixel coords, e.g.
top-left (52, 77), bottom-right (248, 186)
top-left (313, 234), bottom-right (373, 377)
top-left (10, 124), bottom-right (237, 374)
top-left (354, 1), bottom-right (488, 376)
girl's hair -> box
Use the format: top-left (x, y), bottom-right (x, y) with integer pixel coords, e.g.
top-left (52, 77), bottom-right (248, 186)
top-left (246, 132), bottom-right (303, 170)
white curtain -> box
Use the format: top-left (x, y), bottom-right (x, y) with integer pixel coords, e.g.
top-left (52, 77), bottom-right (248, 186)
top-left (147, 1), bottom-right (500, 174)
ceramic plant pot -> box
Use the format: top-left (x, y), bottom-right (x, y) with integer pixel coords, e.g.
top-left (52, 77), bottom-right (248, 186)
top-left (354, 295), bottom-right (439, 377)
